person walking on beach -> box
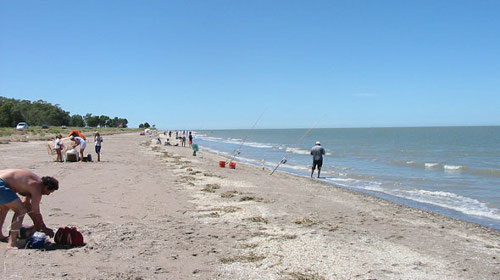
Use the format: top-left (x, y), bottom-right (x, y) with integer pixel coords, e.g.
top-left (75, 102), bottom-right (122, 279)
top-left (70, 135), bottom-right (87, 161)
top-left (0, 169), bottom-right (58, 248)
top-left (310, 141), bottom-right (325, 178)
top-left (94, 132), bottom-right (103, 162)
top-left (181, 136), bottom-right (186, 147)
top-left (188, 132), bottom-right (193, 147)
top-left (54, 134), bottom-right (64, 162)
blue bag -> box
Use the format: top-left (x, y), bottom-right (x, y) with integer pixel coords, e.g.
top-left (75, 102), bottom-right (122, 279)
top-left (26, 232), bottom-right (47, 249)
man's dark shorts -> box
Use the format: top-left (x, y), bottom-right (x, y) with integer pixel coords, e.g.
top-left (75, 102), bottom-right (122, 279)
top-left (95, 145), bottom-right (101, 153)
top-left (312, 159), bottom-right (323, 170)
top-left (0, 178), bottom-right (19, 205)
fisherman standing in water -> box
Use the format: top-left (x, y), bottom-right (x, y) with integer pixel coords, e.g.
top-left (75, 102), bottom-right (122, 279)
top-left (310, 141), bottom-right (325, 178)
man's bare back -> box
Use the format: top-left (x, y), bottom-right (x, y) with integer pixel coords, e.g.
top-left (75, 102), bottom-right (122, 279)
top-left (0, 169), bottom-right (58, 248)
top-left (0, 169), bottom-right (43, 198)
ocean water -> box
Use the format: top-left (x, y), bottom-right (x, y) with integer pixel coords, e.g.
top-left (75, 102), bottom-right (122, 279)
top-left (192, 126), bottom-right (500, 230)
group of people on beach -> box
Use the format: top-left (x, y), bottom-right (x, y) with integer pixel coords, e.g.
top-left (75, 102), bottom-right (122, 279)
top-left (54, 132), bottom-right (103, 162)
top-left (1, 130), bottom-right (325, 249)
top-left (0, 130), bottom-right (107, 248)
top-left (157, 130), bottom-right (193, 148)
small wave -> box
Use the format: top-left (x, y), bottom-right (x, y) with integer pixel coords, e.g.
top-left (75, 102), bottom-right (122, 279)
top-left (198, 136), bottom-right (274, 149)
top-left (400, 189), bottom-right (499, 220)
top-left (425, 162), bottom-right (441, 169)
top-left (193, 133), bottom-right (207, 137)
top-left (444, 165), bottom-right (466, 171)
top-left (281, 164), bottom-right (311, 171)
top-left (364, 185), bottom-right (385, 192)
top-left (286, 147), bottom-right (310, 155)
top-left (197, 136), bottom-right (224, 142)
top-left (243, 142), bottom-right (274, 149)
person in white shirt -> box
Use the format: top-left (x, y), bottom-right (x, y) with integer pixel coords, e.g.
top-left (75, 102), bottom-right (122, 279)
top-left (94, 132), bottom-right (103, 162)
top-left (70, 135), bottom-right (87, 161)
top-left (54, 134), bottom-right (64, 162)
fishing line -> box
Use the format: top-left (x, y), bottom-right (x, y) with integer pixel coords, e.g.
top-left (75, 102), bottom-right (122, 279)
top-left (227, 108), bottom-right (267, 164)
top-left (270, 115), bottom-right (325, 175)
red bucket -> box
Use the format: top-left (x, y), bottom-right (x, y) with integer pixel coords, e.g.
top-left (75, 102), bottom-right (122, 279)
top-left (219, 161), bottom-right (226, 168)
top-left (229, 162), bottom-right (236, 169)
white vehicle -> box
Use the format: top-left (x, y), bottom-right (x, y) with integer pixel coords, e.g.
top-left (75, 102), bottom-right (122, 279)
top-left (16, 122), bottom-right (29, 129)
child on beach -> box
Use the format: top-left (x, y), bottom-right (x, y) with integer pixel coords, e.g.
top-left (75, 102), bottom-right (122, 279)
top-left (54, 134), bottom-right (64, 162)
top-left (94, 132), bottom-right (103, 162)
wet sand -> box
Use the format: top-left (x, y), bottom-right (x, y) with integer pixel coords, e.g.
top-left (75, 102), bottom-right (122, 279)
top-left (0, 132), bottom-right (498, 279)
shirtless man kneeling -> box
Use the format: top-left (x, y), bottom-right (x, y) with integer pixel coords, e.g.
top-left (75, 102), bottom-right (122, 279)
top-left (0, 169), bottom-right (58, 248)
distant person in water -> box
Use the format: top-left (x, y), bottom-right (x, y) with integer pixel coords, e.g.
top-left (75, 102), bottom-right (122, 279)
top-left (310, 141), bottom-right (325, 178)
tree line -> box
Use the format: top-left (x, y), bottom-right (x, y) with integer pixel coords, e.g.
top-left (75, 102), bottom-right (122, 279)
top-left (0, 96), bottom-right (128, 128)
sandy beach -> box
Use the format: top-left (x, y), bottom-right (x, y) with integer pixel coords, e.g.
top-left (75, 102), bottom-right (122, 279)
top-left (0, 132), bottom-right (498, 279)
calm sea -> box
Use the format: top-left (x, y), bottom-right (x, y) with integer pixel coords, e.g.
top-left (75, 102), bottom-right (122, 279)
top-left (193, 126), bottom-right (500, 230)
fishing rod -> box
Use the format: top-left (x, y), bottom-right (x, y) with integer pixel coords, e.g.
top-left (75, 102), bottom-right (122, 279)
top-left (227, 108), bottom-right (267, 164)
top-left (269, 116), bottom-right (324, 175)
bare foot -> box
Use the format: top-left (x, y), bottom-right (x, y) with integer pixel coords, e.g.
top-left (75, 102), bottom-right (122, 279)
top-left (6, 242), bottom-right (18, 249)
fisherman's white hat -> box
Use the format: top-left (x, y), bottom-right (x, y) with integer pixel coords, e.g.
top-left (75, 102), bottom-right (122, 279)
top-left (316, 141), bottom-right (321, 145)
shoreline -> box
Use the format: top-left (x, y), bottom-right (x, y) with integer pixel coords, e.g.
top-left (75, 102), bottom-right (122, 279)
top-left (193, 129), bottom-right (500, 231)
top-left (1, 132), bottom-right (498, 279)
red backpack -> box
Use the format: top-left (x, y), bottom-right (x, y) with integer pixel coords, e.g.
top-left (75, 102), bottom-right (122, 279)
top-left (55, 227), bottom-right (84, 246)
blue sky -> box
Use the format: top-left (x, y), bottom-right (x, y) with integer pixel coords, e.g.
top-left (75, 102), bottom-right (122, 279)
top-left (1, 0), bottom-right (499, 129)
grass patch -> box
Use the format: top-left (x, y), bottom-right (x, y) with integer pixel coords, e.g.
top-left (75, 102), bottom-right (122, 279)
top-left (203, 212), bottom-right (220, 218)
top-left (220, 255), bottom-right (266, 264)
top-left (221, 190), bottom-right (239, 198)
top-left (179, 176), bottom-right (196, 182)
top-left (292, 217), bottom-right (319, 226)
top-left (239, 196), bottom-right (267, 202)
top-left (287, 272), bottom-right (326, 280)
top-left (240, 243), bottom-right (259, 249)
top-left (271, 234), bottom-right (298, 240)
top-left (245, 216), bottom-right (269, 224)
top-left (201, 184), bottom-right (220, 193)
top-left (210, 206), bottom-right (241, 213)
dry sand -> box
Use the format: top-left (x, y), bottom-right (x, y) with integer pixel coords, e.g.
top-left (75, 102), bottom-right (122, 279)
top-left (0, 132), bottom-right (498, 279)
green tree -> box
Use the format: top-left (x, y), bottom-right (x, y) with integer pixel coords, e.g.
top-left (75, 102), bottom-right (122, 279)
top-left (69, 114), bottom-right (85, 127)
top-left (99, 115), bottom-right (110, 127)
